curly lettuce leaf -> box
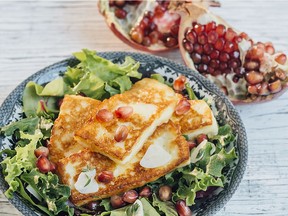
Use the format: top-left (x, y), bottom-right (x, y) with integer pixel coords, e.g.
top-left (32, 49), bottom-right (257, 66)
top-left (206, 148), bottom-right (237, 177)
top-left (175, 168), bottom-right (223, 206)
top-left (210, 124), bottom-right (236, 147)
top-left (20, 169), bottom-right (73, 216)
top-left (0, 117), bottom-right (39, 136)
top-left (1, 130), bottom-right (42, 198)
top-left (100, 198), bottom-right (159, 216)
top-left (152, 194), bottom-right (178, 216)
top-left (185, 83), bottom-right (198, 100)
top-left (74, 49), bottom-right (142, 80)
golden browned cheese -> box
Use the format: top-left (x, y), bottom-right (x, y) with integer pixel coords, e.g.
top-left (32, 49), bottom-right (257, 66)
top-left (172, 100), bottom-right (218, 140)
top-left (57, 121), bottom-right (189, 206)
top-left (48, 95), bottom-right (101, 163)
top-left (74, 78), bottom-right (180, 164)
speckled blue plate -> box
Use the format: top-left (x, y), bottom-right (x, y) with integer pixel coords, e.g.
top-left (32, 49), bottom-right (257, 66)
top-left (0, 52), bottom-right (248, 216)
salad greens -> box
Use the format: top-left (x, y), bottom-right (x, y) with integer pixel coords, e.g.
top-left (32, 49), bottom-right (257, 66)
top-left (0, 49), bottom-right (238, 216)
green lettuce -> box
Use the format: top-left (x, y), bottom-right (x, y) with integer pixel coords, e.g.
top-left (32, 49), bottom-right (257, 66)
top-left (0, 117), bottom-right (39, 136)
top-left (21, 169), bottom-right (73, 216)
top-left (1, 130), bottom-right (42, 198)
top-left (210, 124), bottom-right (236, 147)
top-left (23, 49), bottom-right (142, 118)
top-left (152, 194), bottom-right (177, 216)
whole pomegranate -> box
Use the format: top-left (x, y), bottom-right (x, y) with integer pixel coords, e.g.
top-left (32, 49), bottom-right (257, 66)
top-left (170, 2), bottom-right (288, 103)
top-left (98, 0), bottom-right (220, 52)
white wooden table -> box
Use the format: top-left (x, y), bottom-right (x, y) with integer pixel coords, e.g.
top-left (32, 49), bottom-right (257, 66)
top-left (0, 0), bottom-right (288, 215)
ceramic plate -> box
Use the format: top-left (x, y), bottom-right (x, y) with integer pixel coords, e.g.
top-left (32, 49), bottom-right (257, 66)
top-left (0, 52), bottom-right (248, 216)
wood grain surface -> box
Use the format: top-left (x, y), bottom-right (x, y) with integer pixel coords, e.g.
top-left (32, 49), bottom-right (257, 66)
top-left (0, 0), bottom-right (288, 215)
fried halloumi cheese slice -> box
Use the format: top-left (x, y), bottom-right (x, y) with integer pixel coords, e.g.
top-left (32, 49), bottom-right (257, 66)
top-left (57, 121), bottom-right (189, 206)
top-left (172, 100), bottom-right (218, 140)
top-left (74, 78), bottom-right (180, 164)
top-left (48, 95), bottom-right (101, 163)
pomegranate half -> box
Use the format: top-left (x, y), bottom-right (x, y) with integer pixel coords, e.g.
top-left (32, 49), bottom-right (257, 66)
top-left (171, 2), bottom-right (288, 103)
top-left (98, 0), bottom-right (220, 52)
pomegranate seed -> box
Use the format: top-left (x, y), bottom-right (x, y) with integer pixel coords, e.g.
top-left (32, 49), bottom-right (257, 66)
top-left (234, 36), bottom-right (243, 43)
top-left (139, 186), bottom-right (152, 198)
top-left (114, 8), bottom-right (127, 19)
top-left (187, 141), bottom-right (197, 151)
top-left (36, 156), bottom-right (52, 173)
top-left (248, 85), bottom-right (259, 95)
top-left (139, 17), bottom-right (149, 29)
top-left (256, 42), bottom-right (265, 49)
top-left (98, 171), bottom-right (114, 183)
top-left (149, 31), bottom-right (160, 44)
top-left (235, 67), bottom-right (244, 76)
top-left (114, 0), bottom-right (125, 7)
top-left (110, 195), bottom-right (125, 209)
top-left (232, 75), bottom-right (239, 83)
top-left (215, 24), bottom-right (226, 37)
top-left (209, 59), bottom-right (220, 69)
top-left (244, 60), bottom-right (259, 70)
top-left (197, 32), bottom-right (207, 45)
top-left (219, 52), bottom-right (230, 62)
top-left (258, 82), bottom-right (269, 96)
top-left (194, 24), bottom-right (205, 34)
top-left (268, 79), bottom-right (282, 93)
top-left (275, 54), bottom-right (287, 65)
top-left (223, 41), bottom-right (235, 53)
top-left (34, 146), bottom-right (49, 158)
top-left (115, 106), bottom-right (133, 119)
top-left (165, 36), bottom-right (177, 47)
top-left (176, 200), bottom-right (193, 216)
top-left (231, 51), bottom-right (240, 59)
top-left (207, 66), bottom-right (215, 74)
top-left (130, 27), bottom-right (143, 44)
top-left (142, 36), bottom-right (151, 46)
top-left (229, 59), bottom-right (240, 69)
top-left (149, 22), bottom-right (157, 32)
top-left (201, 55), bottom-right (211, 64)
top-left (144, 11), bottom-right (153, 20)
top-left (198, 64), bottom-right (208, 73)
top-left (49, 162), bottom-right (56, 172)
top-left (275, 68), bottom-right (287, 80)
top-left (219, 62), bottom-right (228, 71)
top-left (175, 99), bottom-right (191, 115)
top-left (191, 53), bottom-right (202, 64)
top-left (154, 5), bottom-right (165, 18)
top-left (86, 201), bottom-right (100, 211)
top-left (196, 134), bottom-right (207, 144)
top-left (206, 21), bottom-right (216, 33)
top-left (114, 125), bottom-right (129, 142)
top-left (173, 75), bottom-right (187, 91)
top-left (207, 31), bottom-right (218, 44)
top-left (264, 42), bottom-right (275, 54)
top-left (186, 29), bottom-right (196, 43)
top-left (109, 0), bottom-right (114, 6)
top-left (57, 98), bottom-right (63, 108)
top-left (225, 28), bottom-right (237, 41)
top-left (158, 185), bottom-right (172, 201)
top-left (183, 39), bottom-right (194, 53)
top-left (239, 32), bottom-right (249, 40)
top-left (221, 86), bottom-right (228, 95)
top-left (96, 109), bottom-right (114, 122)
top-left (203, 44), bottom-right (213, 55)
top-left (210, 50), bottom-right (220, 59)
top-left (171, 24), bottom-right (179, 37)
top-left (214, 38), bottom-right (225, 51)
top-left (245, 71), bottom-right (264, 85)
top-left (123, 190), bottom-right (138, 203)
top-left (194, 43), bottom-right (203, 54)
top-left (248, 46), bottom-right (264, 60)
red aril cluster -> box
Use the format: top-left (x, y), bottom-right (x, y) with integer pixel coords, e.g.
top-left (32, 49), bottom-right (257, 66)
top-left (109, 1), bottom-right (141, 19)
top-left (183, 22), bottom-right (243, 80)
top-left (244, 42), bottom-right (286, 96)
top-left (129, 1), bottom-right (179, 47)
